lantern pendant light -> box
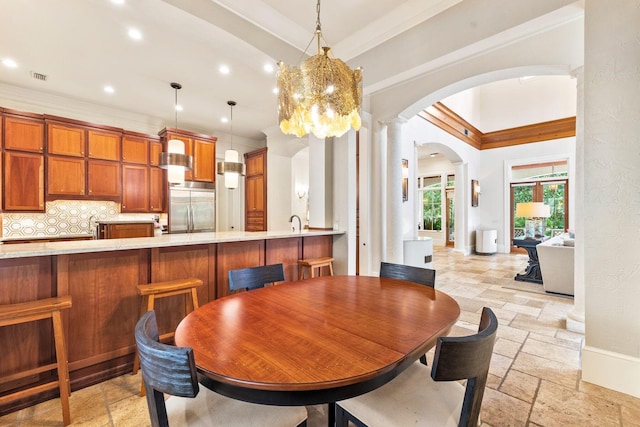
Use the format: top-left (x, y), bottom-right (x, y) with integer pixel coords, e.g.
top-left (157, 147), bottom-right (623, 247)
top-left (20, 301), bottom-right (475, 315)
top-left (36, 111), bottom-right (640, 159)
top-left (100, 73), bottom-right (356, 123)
top-left (216, 100), bottom-right (246, 189)
top-left (159, 82), bottom-right (193, 184)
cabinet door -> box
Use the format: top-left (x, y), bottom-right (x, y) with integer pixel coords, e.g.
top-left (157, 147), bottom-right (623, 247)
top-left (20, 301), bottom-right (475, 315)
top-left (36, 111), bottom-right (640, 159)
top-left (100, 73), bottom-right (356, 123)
top-left (246, 174), bottom-right (265, 211)
top-left (4, 117), bottom-right (44, 153)
top-left (122, 136), bottom-right (148, 164)
top-left (106, 223), bottom-right (154, 238)
top-left (47, 156), bottom-right (85, 196)
top-left (87, 130), bottom-right (120, 160)
top-left (3, 152), bottom-right (44, 211)
top-left (193, 139), bottom-right (215, 182)
top-left (87, 160), bottom-right (121, 197)
top-left (122, 165), bottom-right (149, 212)
top-left (149, 141), bottom-right (162, 166)
top-left (47, 124), bottom-right (85, 157)
top-left (149, 167), bottom-right (165, 212)
top-left (245, 153), bottom-right (264, 176)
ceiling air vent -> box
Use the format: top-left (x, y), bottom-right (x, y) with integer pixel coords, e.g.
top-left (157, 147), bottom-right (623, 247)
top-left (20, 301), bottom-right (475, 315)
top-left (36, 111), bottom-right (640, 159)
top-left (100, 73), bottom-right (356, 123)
top-left (30, 71), bottom-right (47, 81)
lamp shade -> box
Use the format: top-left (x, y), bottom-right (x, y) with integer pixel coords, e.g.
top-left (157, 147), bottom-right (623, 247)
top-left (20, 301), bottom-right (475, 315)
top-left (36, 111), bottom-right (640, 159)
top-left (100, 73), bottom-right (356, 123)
top-left (515, 202), bottom-right (550, 218)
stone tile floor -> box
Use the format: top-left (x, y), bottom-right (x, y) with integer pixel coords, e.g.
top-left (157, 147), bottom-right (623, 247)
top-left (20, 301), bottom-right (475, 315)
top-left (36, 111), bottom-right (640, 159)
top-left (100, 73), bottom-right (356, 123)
top-left (2, 248), bottom-right (639, 426)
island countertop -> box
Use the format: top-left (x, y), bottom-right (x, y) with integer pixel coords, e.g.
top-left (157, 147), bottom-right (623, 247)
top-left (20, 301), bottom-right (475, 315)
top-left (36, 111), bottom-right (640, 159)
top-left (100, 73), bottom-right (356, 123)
top-left (0, 229), bottom-right (344, 259)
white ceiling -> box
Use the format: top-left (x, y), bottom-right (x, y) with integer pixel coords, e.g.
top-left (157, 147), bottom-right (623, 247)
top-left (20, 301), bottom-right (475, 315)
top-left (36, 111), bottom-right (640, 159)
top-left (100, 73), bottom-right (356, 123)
top-left (0, 0), bottom-right (580, 141)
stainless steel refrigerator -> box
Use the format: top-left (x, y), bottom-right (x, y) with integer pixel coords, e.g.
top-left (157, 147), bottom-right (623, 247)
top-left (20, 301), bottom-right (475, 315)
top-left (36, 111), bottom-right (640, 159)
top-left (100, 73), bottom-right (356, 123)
top-left (168, 182), bottom-right (216, 233)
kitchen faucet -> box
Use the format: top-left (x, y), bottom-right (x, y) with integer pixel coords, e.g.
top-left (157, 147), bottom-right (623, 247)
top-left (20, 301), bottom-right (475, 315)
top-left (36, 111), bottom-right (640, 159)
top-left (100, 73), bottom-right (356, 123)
top-left (289, 215), bottom-right (302, 233)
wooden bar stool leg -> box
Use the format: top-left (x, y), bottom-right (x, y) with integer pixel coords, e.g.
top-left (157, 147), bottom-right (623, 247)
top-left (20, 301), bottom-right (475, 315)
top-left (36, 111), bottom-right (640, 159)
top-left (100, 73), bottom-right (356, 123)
top-left (190, 288), bottom-right (199, 311)
top-left (52, 310), bottom-right (71, 426)
top-left (132, 295), bottom-right (149, 375)
top-left (310, 266), bottom-right (315, 278)
top-left (328, 262), bottom-right (334, 276)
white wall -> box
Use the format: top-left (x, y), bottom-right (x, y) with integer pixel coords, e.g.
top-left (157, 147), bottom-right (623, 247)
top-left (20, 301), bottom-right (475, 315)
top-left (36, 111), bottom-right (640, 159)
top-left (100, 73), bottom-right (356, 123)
top-left (581, 0), bottom-right (640, 398)
top-left (291, 148), bottom-right (309, 229)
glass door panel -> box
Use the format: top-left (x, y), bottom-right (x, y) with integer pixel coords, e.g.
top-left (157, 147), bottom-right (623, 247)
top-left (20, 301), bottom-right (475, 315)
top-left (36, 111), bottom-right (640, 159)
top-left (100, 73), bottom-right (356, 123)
top-left (446, 190), bottom-right (454, 246)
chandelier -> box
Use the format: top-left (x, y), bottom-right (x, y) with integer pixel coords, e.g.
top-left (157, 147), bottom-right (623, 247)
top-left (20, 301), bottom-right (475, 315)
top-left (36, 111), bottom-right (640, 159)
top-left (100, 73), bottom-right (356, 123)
top-left (276, 0), bottom-right (363, 139)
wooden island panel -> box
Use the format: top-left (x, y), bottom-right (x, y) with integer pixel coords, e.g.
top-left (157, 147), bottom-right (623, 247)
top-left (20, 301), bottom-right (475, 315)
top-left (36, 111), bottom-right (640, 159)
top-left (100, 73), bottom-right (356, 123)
top-left (149, 244), bottom-right (215, 336)
top-left (0, 257), bottom-right (54, 396)
top-left (55, 250), bottom-right (149, 388)
top-left (216, 240), bottom-right (265, 298)
top-left (266, 237), bottom-right (302, 282)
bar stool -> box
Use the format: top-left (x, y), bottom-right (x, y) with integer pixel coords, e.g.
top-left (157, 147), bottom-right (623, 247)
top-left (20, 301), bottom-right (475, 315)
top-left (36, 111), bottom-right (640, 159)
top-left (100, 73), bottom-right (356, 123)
top-left (0, 296), bottom-right (73, 426)
top-left (297, 257), bottom-right (335, 280)
top-left (132, 277), bottom-right (203, 393)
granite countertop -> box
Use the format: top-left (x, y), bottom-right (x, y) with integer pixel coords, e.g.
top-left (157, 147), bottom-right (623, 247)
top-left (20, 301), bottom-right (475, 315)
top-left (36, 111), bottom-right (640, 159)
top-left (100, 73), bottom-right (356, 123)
top-left (0, 230), bottom-right (344, 259)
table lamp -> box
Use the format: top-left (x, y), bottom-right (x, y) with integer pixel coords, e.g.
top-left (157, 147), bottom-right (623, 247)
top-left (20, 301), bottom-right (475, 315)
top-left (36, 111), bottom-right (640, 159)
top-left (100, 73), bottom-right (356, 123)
top-left (515, 202), bottom-right (550, 239)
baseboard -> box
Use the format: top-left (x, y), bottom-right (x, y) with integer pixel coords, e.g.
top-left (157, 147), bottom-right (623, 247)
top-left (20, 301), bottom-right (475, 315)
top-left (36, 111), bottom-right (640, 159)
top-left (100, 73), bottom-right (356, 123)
top-left (581, 345), bottom-right (640, 398)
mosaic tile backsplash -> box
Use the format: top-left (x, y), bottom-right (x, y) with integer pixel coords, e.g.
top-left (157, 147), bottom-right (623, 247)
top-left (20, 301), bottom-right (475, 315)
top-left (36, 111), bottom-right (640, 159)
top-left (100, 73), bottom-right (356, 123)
top-left (2, 200), bottom-right (162, 238)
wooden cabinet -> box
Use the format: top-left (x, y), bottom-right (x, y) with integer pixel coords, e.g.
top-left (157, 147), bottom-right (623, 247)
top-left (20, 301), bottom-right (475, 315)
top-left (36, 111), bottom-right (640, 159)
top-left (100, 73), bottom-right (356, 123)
top-left (87, 160), bottom-right (121, 197)
top-left (244, 147), bottom-right (267, 231)
top-left (47, 156), bottom-right (85, 196)
top-left (122, 132), bottom-right (165, 213)
top-left (45, 119), bottom-right (121, 201)
top-left (87, 130), bottom-right (120, 160)
top-left (97, 222), bottom-right (154, 239)
top-left (122, 136), bottom-right (149, 164)
top-left (149, 141), bottom-right (162, 167)
top-left (47, 123), bottom-right (85, 157)
top-left (122, 165), bottom-right (149, 212)
top-left (2, 111), bottom-right (46, 211)
top-left (158, 128), bottom-right (217, 183)
top-left (3, 116), bottom-right (44, 153)
top-left (3, 151), bottom-right (45, 211)
top-left (149, 167), bottom-right (164, 212)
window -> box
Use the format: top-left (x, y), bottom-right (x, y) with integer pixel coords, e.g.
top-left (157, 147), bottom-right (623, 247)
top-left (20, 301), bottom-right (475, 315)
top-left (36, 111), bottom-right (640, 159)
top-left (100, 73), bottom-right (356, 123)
top-left (511, 161), bottom-right (568, 242)
top-left (420, 176), bottom-right (441, 231)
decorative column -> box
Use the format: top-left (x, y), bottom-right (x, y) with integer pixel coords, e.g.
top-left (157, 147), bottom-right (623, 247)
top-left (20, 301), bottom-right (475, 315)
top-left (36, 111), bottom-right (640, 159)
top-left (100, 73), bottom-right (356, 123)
top-left (567, 66), bottom-right (585, 333)
top-left (385, 117), bottom-right (406, 263)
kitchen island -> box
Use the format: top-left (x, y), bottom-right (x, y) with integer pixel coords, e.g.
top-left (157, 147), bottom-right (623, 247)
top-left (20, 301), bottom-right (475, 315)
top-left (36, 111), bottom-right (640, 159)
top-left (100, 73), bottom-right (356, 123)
top-left (0, 229), bottom-right (342, 415)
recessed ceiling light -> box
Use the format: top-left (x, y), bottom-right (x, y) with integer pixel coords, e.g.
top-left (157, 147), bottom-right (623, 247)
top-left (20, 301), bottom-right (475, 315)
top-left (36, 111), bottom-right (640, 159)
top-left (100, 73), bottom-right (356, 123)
top-left (263, 63), bottom-right (274, 73)
top-left (175, 105), bottom-right (183, 112)
top-left (2, 58), bottom-right (18, 68)
top-left (103, 85), bottom-right (115, 94)
top-left (272, 87), bottom-right (279, 94)
top-left (128, 28), bottom-right (142, 40)
top-left (221, 117), bottom-right (229, 123)
top-left (429, 153), bottom-right (439, 158)
top-left (111, 0), bottom-right (125, 5)
top-left (219, 65), bottom-right (230, 75)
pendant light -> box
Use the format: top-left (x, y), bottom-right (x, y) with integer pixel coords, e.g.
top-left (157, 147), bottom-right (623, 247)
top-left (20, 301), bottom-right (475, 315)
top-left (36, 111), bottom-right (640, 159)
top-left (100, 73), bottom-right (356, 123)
top-left (276, 0), bottom-right (362, 139)
top-left (216, 100), bottom-right (246, 189)
top-left (159, 82), bottom-right (192, 184)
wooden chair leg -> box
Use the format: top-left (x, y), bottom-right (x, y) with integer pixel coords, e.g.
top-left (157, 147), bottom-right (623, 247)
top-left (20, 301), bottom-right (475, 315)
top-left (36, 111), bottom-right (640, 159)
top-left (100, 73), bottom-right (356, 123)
top-left (52, 310), bottom-right (71, 426)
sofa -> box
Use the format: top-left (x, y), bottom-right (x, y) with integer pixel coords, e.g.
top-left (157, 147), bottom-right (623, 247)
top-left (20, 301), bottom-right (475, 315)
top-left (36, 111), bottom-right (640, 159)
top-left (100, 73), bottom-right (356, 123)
top-left (536, 234), bottom-right (574, 296)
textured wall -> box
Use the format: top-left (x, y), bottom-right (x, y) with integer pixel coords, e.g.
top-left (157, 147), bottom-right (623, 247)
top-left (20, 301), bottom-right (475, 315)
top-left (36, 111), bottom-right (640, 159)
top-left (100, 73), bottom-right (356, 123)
top-left (582, 0), bottom-right (640, 397)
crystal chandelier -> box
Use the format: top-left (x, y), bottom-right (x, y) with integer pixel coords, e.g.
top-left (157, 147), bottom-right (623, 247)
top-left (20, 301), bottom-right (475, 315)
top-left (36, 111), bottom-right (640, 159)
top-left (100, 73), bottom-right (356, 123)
top-left (159, 82), bottom-right (193, 184)
top-left (216, 100), bottom-right (246, 189)
top-left (277, 0), bottom-right (363, 139)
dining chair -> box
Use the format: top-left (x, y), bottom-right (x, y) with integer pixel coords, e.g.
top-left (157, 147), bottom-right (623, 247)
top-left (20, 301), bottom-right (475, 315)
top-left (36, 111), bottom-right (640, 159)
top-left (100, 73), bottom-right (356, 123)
top-left (228, 263), bottom-right (285, 292)
top-left (335, 307), bottom-right (498, 427)
top-left (135, 311), bottom-right (308, 427)
top-left (379, 261), bottom-right (436, 287)
top-left (380, 261), bottom-right (436, 365)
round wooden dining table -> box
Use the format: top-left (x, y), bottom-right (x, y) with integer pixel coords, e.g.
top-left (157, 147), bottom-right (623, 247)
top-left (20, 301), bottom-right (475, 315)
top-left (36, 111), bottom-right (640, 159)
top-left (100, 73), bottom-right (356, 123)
top-left (174, 275), bottom-right (460, 424)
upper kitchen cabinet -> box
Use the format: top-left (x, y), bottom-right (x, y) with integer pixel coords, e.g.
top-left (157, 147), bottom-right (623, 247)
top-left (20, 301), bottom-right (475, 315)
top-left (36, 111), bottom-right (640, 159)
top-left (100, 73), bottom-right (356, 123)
top-left (149, 141), bottom-right (162, 167)
top-left (158, 128), bottom-right (217, 183)
top-left (3, 151), bottom-right (45, 211)
top-left (2, 110), bottom-right (45, 211)
top-left (3, 112), bottom-right (44, 153)
top-left (87, 129), bottom-right (120, 161)
top-left (122, 135), bottom-right (149, 165)
top-left (244, 147), bottom-right (267, 231)
top-left (45, 117), bottom-right (122, 202)
top-left (47, 122), bottom-right (85, 157)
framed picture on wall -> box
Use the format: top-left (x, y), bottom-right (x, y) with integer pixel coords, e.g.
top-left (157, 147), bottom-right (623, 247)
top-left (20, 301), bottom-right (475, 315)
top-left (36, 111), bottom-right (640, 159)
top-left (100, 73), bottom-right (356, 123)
top-left (471, 179), bottom-right (479, 207)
